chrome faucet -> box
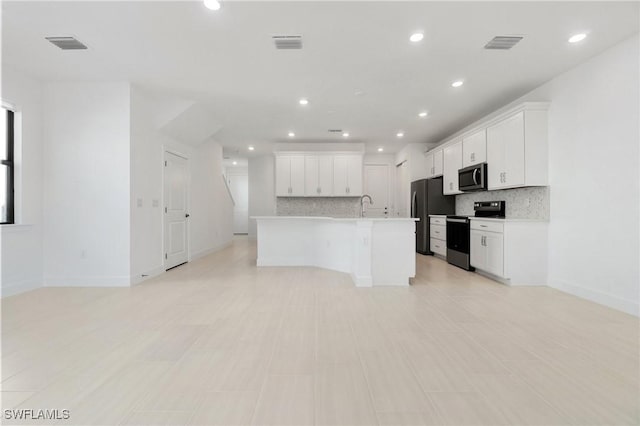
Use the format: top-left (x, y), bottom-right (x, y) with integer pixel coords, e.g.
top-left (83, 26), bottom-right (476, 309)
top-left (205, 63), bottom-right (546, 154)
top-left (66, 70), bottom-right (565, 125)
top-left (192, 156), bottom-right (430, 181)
top-left (360, 194), bottom-right (373, 217)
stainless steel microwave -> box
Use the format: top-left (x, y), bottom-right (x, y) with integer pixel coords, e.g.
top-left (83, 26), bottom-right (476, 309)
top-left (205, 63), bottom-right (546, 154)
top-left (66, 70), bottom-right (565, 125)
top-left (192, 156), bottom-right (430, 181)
top-left (458, 163), bottom-right (487, 192)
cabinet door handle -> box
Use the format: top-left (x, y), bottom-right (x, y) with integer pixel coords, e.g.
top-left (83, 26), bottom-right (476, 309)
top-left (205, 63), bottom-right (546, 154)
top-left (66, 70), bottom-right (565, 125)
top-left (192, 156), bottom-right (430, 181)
top-left (504, 172), bottom-right (507, 183)
top-left (317, 187), bottom-right (321, 194)
top-left (480, 224), bottom-right (488, 228)
top-left (471, 152), bottom-right (475, 162)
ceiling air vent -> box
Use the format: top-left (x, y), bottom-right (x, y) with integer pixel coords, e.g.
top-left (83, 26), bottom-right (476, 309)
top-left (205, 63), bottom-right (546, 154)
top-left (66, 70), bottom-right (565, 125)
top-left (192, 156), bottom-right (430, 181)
top-left (273, 35), bottom-right (303, 50)
top-left (484, 36), bottom-right (523, 50)
top-left (328, 129), bottom-right (343, 133)
top-left (45, 36), bottom-right (88, 50)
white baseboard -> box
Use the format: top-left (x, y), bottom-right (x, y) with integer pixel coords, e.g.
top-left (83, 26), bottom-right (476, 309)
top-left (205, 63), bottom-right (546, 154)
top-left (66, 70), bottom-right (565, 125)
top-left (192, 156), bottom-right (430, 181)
top-left (130, 265), bottom-right (165, 286)
top-left (351, 273), bottom-right (373, 287)
top-left (190, 240), bottom-right (232, 262)
top-left (257, 256), bottom-right (310, 267)
top-left (1, 280), bottom-right (42, 297)
top-left (550, 279), bottom-right (639, 317)
top-left (44, 275), bottom-right (131, 288)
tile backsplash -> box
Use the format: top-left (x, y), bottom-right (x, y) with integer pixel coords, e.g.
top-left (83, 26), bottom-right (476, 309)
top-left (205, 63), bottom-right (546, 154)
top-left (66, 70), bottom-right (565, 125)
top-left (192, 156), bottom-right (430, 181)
top-left (455, 186), bottom-right (549, 220)
top-left (276, 197), bottom-right (361, 217)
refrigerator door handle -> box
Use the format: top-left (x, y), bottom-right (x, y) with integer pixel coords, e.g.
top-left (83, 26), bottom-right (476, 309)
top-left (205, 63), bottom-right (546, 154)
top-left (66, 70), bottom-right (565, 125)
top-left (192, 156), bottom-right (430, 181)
top-left (411, 191), bottom-right (417, 218)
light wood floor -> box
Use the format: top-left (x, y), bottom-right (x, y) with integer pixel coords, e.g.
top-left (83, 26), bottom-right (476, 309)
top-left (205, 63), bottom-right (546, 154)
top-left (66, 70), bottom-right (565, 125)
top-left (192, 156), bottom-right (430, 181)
top-left (2, 236), bottom-right (638, 425)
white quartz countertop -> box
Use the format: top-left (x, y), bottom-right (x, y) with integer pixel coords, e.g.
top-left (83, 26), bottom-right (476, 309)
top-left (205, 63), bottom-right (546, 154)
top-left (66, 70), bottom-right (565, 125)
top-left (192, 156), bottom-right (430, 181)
top-left (470, 217), bottom-right (549, 223)
top-left (252, 216), bottom-right (419, 222)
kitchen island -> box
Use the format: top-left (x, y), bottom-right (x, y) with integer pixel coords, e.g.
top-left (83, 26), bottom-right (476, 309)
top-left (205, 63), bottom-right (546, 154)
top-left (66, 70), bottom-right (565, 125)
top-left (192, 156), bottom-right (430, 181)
top-left (253, 216), bottom-right (419, 287)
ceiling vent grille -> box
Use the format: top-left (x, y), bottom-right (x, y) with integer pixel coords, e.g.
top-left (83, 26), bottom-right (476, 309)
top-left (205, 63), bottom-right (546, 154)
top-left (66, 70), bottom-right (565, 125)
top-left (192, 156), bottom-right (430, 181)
top-left (484, 36), bottom-right (523, 50)
top-left (328, 129), bottom-right (343, 133)
top-left (273, 35), bottom-right (303, 50)
top-left (45, 36), bottom-right (88, 50)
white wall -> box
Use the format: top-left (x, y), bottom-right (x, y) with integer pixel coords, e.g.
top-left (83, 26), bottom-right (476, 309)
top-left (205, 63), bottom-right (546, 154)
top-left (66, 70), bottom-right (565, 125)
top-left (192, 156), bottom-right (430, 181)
top-left (225, 166), bottom-right (249, 234)
top-left (130, 87), bottom-right (164, 280)
top-left (394, 143), bottom-right (428, 217)
top-left (42, 82), bottom-right (131, 287)
top-left (130, 87), bottom-right (234, 280)
top-left (189, 139), bottom-right (234, 259)
top-left (0, 68), bottom-right (44, 296)
top-left (248, 155), bottom-right (276, 238)
top-left (520, 35), bottom-right (639, 315)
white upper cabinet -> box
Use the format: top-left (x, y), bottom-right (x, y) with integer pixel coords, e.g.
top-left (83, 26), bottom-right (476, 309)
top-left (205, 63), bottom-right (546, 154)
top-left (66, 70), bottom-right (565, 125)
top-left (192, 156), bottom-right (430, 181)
top-left (487, 112), bottom-right (525, 189)
top-left (305, 155), bottom-right (333, 196)
top-left (424, 152), bottom-right (434, 178)
top-left (443, 141), bottom-right (462, 195)
top-left (433, 102), bottom-right (548, 192)
top-left (433, 149), bottom-right (443, 177)
top-left (424, 149), bottom-right (444, 178)
top-left (333, 154), bottom-right (363, 196)
top-left (277, 152), bottom-right (362, 197)
top-left (275, 155), bottom-right (305, 196)
top-left (462, 129), bottom-right (487, 168)
top-left (486, 108), bottom-right (548, 190)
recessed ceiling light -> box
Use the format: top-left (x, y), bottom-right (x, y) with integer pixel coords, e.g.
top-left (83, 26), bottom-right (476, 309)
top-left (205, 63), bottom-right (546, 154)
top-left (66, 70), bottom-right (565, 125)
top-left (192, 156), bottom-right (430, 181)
top-left (299, 98), bottom-right (309, 106)
top-left (418, 111), bottom-right (428, 118)
top-left (203, 0), bottom-right (221, 11)
top-left (378, 147), bottom-right (384, 152)
top-left (288, 132), bottom-right (295, 137)
top-left (396, 132), bottom-right (404, 138)
top-left (232, 161), bottom-right (237, 165)
top-left (451, 80), bottom-right (464, 88)
top-left (568, 33), bottom-right (587, 43)
top-left (248, 146), bottom-right (255, 151)
top-left (342, 132), bottom-right (349, 138)
top-left (410, 33), bottom-right (424, 43)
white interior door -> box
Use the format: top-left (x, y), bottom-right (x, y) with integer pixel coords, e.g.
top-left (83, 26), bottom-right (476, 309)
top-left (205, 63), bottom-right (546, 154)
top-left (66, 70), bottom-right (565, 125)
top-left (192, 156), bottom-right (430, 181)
top-left (164, 152), bottom-right (189, 270)
top-left (227, 170), bottom-right (249, 234)
top-left (364, 164), bottom-right (390, 217)
top-left (395, 162), bottom-right (409, 217)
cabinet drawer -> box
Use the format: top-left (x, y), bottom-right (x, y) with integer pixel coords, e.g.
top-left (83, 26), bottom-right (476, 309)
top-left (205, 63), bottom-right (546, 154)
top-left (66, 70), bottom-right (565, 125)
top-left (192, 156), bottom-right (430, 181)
top-left (470, 220), bottom-right (504, 233)
top-left (430, 217), bottom-right (446, 226)
top-left (430, 224), bottom-right (446, 240)
top-left (430, 238), bottom-right (446, 256)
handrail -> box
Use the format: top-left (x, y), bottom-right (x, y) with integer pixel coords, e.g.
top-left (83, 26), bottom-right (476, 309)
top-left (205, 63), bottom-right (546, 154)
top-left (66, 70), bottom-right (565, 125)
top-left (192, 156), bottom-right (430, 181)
top-left (222, 175), bottom-right (235, 206)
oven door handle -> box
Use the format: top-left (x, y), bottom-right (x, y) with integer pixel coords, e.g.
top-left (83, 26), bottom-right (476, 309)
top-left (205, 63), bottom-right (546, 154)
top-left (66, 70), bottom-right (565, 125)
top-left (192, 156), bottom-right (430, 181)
top-left (447, 218), bottom-right (469, 224)
top-left (472, 168), bottom-right (478, 185)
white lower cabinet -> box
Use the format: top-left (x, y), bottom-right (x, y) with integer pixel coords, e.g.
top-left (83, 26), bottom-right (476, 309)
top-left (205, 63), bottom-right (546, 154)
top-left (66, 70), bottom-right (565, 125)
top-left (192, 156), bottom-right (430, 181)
top-left (429, 216), bottom-right (447, 257)
top-left (470, 219), bottom-right (548, 285)
top-left (470, 229), bottom-right (504, 277)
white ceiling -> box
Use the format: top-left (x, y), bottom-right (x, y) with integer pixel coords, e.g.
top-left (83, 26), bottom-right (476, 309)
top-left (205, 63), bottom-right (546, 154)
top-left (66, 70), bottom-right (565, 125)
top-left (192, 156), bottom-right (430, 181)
top-left (3, 1), bottom-right (639, 155)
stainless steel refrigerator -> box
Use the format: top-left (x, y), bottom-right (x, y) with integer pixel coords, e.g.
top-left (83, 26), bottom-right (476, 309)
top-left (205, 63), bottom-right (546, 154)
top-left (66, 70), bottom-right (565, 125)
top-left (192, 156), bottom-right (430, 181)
top-left (411, 177), bottom-right (455, 254)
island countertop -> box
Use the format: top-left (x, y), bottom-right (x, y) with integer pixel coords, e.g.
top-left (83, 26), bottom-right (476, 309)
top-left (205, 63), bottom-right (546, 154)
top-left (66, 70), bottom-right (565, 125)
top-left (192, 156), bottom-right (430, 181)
top-left (251, 216), bottom-right (419, 222)
top-left (253, 216), bottom-right (417, 287)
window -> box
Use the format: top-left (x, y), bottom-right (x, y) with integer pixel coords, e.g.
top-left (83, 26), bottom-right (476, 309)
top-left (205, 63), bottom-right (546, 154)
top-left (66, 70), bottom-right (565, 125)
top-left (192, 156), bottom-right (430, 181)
top-left (1, 106), bottom-right (14, 224)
